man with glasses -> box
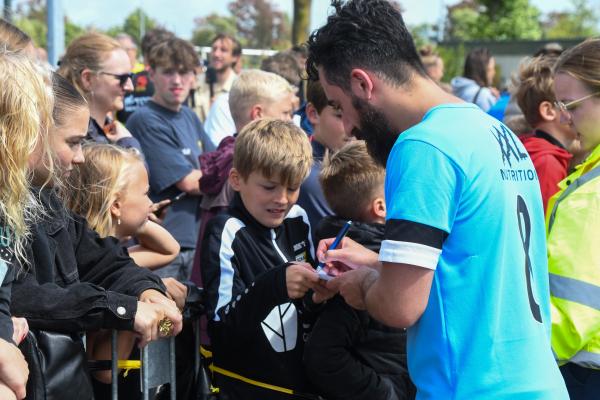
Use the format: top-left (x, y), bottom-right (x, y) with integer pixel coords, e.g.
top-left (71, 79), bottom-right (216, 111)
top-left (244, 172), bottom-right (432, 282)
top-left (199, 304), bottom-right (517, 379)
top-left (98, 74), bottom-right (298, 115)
top-left (127, 37), bottom-right (210, 282)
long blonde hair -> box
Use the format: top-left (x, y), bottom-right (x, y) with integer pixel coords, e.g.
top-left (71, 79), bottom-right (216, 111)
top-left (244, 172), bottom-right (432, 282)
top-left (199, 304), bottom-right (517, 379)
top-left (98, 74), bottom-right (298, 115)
top-left (0, 49), bottom-right (53, 263)
top-left (66, 143), bottom-right (143, 237)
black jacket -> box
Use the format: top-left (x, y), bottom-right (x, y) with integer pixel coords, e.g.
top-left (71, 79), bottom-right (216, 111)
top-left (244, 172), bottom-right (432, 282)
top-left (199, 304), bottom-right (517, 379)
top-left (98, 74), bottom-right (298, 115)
top-left (0, 248), bottom-right (13, 342)
top-left (305, 216), bottom-right (415, 400)
top-left (10, 188), bottom-right (165, 332)
top-left (201, 193), bottom-right (317, 399)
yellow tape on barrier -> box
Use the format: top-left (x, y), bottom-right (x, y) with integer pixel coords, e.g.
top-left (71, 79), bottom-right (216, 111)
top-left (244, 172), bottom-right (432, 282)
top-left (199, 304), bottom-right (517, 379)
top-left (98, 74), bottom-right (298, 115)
top-left (117, 360), bottom-right (141, 378)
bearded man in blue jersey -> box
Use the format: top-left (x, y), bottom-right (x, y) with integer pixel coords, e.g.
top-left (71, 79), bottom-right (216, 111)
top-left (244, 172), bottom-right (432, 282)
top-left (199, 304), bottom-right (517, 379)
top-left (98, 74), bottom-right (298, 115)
top-left (309, 1), bottom-right (568, 399)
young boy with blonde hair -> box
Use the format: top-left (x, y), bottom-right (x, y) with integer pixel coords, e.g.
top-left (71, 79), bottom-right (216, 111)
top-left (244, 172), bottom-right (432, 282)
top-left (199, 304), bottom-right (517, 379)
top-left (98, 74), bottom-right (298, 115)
top-left (305, 141), bottom-right (415, 400)
top-left (201, 118), bottom-right (324, 399)
top-left (191, 69), bottom-right (298, 286)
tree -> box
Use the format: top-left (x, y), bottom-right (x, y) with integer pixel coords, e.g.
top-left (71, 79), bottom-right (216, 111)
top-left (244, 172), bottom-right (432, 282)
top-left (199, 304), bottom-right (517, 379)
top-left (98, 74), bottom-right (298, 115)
top-left (13, 0), bottom-right (46, 46)
top-left (542, 0), bottom-right (599, 39)
top-left (105, 8), bottom-right (158, 45)
top-left (228, 0), bottom-right (291, 49)
top-left (192, 13), bottom-right (238, 47)
top-left (13, 0), bottom-right (87, 47)
top-left (65, 17), bottom-right (86, 46)
top-left (445, 0), bottom-right (543, 41)
top-left (292, 0), bottom-right (311, 45)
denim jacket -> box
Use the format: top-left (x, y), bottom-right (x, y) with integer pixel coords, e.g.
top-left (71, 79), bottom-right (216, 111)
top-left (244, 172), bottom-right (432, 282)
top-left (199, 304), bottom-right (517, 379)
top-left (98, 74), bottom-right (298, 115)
top-left (10, 188), bottom-right (165, 332)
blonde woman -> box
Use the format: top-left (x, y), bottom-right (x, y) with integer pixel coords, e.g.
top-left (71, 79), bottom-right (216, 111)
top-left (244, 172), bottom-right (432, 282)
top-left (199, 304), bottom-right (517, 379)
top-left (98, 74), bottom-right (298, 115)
top-left (548, 38), bottom-right (600, 399)
top-left (57, 32), bottom-right (142, 152)
top-left (0, 49), bottom-right (51, 400)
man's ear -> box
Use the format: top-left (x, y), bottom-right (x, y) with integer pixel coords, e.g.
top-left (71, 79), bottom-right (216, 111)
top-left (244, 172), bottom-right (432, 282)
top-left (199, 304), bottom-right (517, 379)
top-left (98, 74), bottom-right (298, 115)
top-left (250, 104), bottom-right (264, 121)
top-left (349, 68), bottom-right (374, 101)
top-left (80, 68), bottom-right (95, 92)
top-left (539, 100), bottom-right (558, 122)
top-left (148, 68), bottom-right (156, 83)
top-left (229, 168), bottom-right (242, 191)
top-left (306, 102), bottom-right (320, 126)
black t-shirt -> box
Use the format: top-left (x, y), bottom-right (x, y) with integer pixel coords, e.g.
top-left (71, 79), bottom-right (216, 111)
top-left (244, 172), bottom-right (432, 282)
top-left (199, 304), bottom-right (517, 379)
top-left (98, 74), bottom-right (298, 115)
top-left (0, 224), bottom-right (15, 342)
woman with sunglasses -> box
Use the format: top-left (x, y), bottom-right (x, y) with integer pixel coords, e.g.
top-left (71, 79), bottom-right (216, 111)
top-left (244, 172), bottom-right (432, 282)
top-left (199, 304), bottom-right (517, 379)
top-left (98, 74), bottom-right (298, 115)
top-left (547, 38), bottom-right (600, 400)
top-left (58, 32), bottom-right (142, 153)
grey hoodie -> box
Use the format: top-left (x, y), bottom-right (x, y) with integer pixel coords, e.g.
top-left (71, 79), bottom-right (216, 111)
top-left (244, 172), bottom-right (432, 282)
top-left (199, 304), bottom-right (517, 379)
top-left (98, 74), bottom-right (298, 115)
top-left (451, 76), bottom-right (497, 112)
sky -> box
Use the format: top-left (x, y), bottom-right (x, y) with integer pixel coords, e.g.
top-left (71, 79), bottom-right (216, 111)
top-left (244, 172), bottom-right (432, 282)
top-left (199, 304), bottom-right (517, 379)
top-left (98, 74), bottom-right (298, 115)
top-left (31, 0), bottom-right (600, 42)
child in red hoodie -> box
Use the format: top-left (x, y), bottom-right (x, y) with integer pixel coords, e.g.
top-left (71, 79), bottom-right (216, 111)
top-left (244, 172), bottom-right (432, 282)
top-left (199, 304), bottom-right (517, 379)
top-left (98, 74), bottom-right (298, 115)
top-left (515, 55), bottom-right (579, 211)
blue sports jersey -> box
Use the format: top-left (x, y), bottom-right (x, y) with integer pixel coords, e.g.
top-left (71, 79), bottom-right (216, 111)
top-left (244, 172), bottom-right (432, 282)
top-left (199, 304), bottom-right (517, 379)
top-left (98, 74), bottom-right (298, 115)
top-left (381, 104), bottom-right (567, 399)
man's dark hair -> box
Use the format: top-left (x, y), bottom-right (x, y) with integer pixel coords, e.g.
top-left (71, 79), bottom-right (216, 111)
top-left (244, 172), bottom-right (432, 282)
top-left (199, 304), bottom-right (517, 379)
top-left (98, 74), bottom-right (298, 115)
top-left (141, 28), bottom-right (175, 60)
top-left (306, 0), bottom-right (426, 90)
top-left (211, 33), bottom-right (242, 58)
top-left (464, 47), bottom-right (492, 87)
top-left (148, 37), bottom-right (199, 71)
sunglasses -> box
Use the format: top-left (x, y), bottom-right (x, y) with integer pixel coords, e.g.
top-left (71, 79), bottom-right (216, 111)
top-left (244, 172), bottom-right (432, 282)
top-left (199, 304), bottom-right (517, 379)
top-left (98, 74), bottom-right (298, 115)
top-left (554, 92), bottom-right (600, 114)
top-left (99, 71), bottom-right (133, 87)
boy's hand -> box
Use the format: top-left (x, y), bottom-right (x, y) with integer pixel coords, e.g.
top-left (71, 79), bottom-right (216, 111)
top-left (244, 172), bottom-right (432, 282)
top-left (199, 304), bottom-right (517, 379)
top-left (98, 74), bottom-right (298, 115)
top-left (312, 280), bottom-right (337, 304)
top-left (286, 262), bottom-right (319, 299)
top-left (328, 268), bottom-right (379, 310)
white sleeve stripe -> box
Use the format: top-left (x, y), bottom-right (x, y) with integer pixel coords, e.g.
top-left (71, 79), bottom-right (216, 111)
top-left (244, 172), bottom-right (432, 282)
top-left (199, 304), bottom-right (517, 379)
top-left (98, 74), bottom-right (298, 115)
top-left (286, 204), bottom-right (315, 260)
top-left (379, 240), bottom-right (441, 270)
top-left (214, 218), bottom-right (246, 322)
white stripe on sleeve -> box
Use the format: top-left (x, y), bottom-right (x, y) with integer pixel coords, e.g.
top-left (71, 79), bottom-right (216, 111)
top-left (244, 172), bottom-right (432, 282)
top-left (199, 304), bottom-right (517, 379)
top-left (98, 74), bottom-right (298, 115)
top-left (214, 218), bottom-right (246, 322)
top-left (379, 240), bottom-right (442, 270)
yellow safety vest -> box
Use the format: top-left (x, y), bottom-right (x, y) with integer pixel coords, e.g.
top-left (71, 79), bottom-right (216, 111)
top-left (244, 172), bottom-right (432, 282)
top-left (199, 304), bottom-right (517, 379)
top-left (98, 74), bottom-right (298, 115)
top-left (547, 143), bottom-right (600, 368)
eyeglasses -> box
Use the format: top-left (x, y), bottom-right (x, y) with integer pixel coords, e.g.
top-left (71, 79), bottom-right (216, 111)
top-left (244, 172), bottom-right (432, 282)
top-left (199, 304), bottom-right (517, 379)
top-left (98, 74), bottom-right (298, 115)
top-left (99, 71), bottom-right (133, 87)
top-left (554, 92), bottom-right (600, 114)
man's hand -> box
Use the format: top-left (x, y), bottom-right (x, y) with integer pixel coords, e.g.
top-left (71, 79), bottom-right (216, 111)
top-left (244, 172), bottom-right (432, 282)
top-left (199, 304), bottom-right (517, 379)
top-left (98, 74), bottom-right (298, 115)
top-left (316, 237), bottom-right (380, 273)
top-left (11, 318), bottom-right (28, 346)
top-left (327, 268), bottom-right (379, 310)
top-left (0, 338), bottom-right (28, 399)
top-left (161, 278), bottom-right (188, 311)
top-left (286, 262), bottom-right (319, 299)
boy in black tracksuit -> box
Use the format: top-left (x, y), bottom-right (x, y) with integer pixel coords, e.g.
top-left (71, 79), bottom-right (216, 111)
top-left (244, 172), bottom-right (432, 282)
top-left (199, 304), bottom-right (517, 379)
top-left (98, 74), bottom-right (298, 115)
top-left (304, 141), bottom-right (415, 400)
top-left (201, 119), bottom-right (323, 400)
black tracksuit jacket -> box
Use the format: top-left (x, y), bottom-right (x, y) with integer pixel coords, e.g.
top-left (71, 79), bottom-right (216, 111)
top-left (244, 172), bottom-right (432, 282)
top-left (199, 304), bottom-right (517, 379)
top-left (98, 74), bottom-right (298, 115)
top-left (201, 193), bottom-right (318, 400)
top-left (306, 216), bottom-right (416, 400)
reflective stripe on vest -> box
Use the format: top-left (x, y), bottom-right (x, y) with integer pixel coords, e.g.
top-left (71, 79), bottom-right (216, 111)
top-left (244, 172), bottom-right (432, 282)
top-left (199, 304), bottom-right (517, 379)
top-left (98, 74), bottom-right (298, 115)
top-left (570, 350), bottom-right (600, 369)
top-left (550, 273), bottom-right (600, 311)
top-left (548, 166), bottom-right (600, 232)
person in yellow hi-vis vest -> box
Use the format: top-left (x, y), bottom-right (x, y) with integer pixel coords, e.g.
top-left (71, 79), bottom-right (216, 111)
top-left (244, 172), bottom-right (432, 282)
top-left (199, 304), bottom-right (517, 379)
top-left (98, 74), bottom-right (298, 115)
top-left (547, 38), bottom-right (600, 400)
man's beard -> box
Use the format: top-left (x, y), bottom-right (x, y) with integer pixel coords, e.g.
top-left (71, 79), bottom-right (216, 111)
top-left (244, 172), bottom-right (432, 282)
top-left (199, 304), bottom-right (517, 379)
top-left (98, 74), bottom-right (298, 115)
top-left (351, 96), bottom-right (400, 167)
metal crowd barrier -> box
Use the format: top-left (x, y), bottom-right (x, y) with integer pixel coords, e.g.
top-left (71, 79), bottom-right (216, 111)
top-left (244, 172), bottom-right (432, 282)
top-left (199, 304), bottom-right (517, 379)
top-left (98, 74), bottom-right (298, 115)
top-left (109, 330), bottom-right (177, 400)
